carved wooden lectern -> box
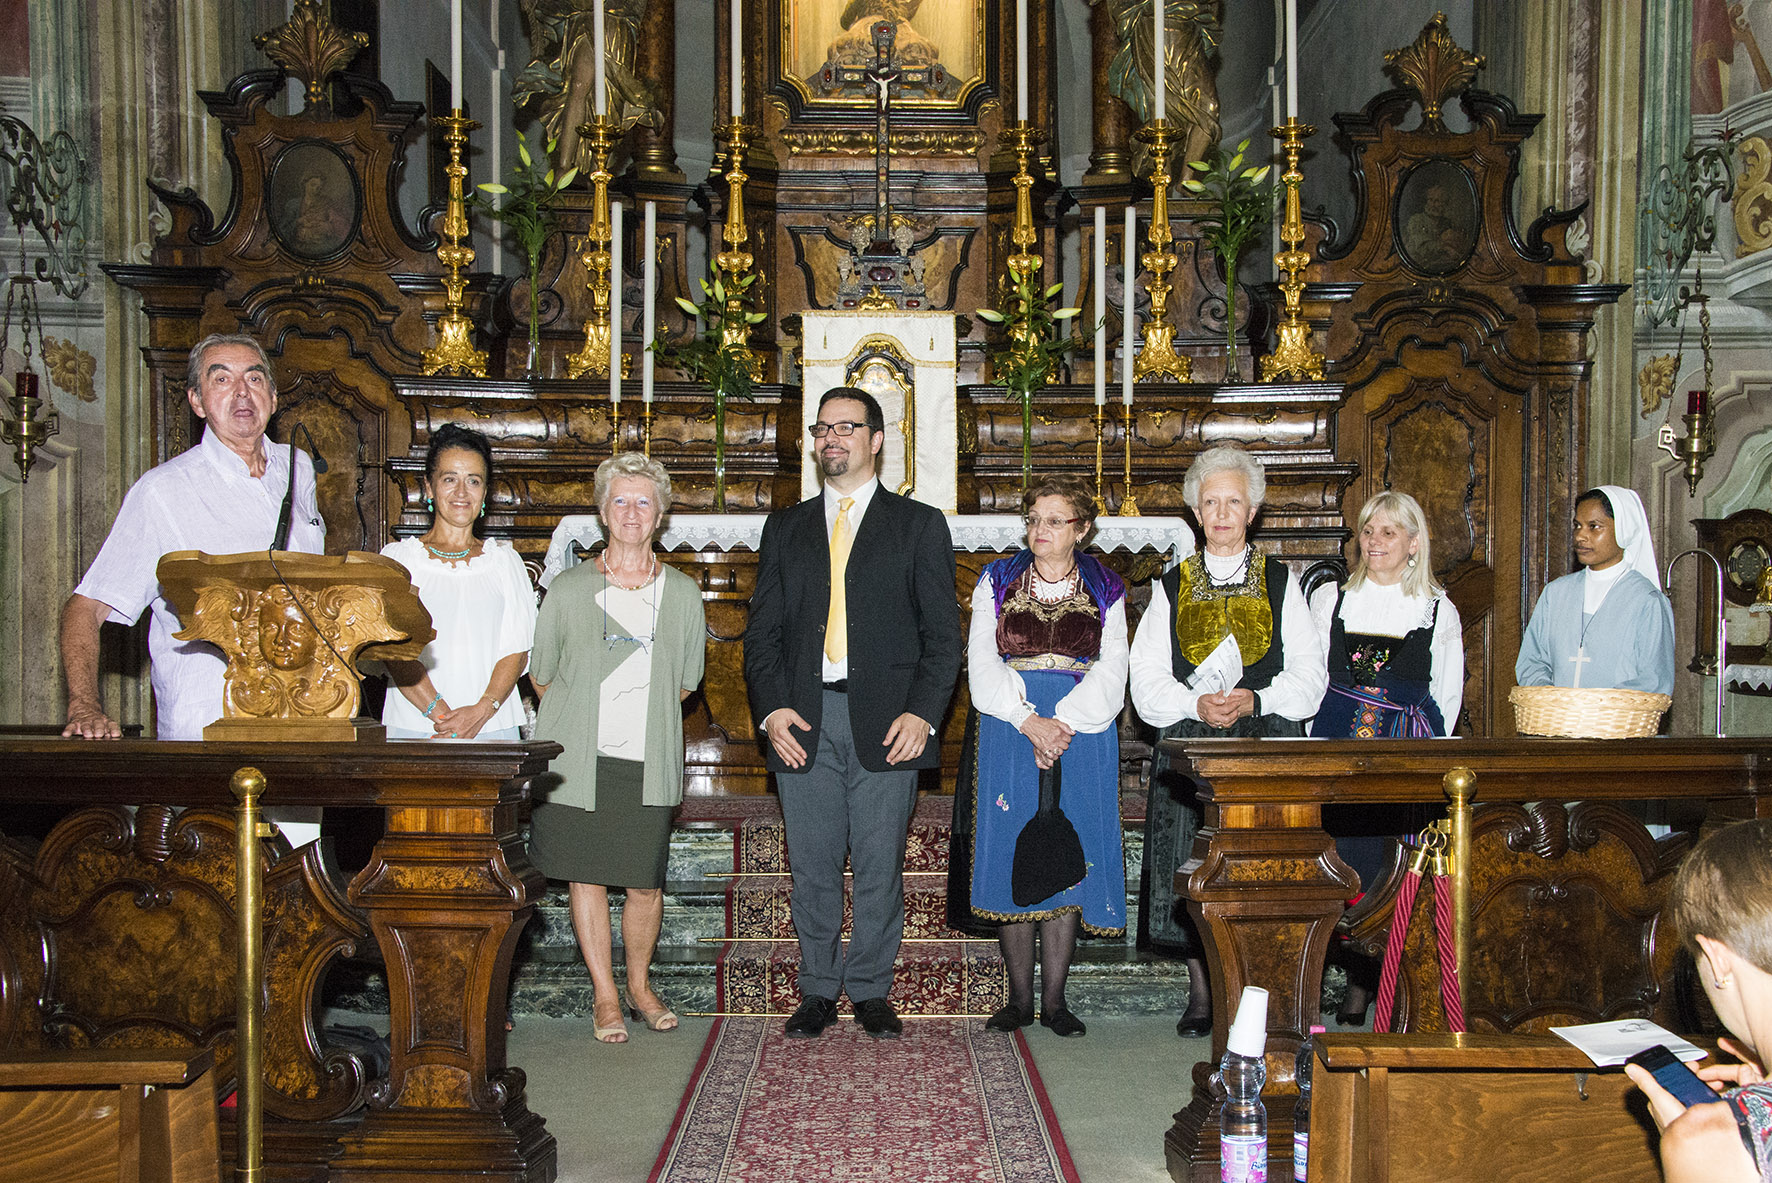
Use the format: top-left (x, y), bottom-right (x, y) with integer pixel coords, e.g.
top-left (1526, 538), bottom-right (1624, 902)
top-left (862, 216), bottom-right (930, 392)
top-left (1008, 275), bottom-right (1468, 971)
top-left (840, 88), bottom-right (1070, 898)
top-left (156, 550), bottom-right (434, 741)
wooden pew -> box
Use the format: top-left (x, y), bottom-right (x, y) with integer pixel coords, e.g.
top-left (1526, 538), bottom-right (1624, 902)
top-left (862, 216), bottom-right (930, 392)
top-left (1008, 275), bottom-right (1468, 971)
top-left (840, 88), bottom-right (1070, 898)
top-left (1306, 1034), bottom-right (1667, 1183)
top-left (0, 1048), bottom-right (219, 1183)
top-left (1154, 735), bottom-right (1770, 1182)
top-left (0, 738), bottom-right (562, 1182)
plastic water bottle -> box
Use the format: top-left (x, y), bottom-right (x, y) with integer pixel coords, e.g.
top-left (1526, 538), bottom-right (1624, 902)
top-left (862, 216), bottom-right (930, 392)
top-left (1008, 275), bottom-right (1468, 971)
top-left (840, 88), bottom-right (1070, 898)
top-left (1293, 1024), bottom-right (1326, 1182)
top-left (1220, 986), bottom-right (1270, 1183)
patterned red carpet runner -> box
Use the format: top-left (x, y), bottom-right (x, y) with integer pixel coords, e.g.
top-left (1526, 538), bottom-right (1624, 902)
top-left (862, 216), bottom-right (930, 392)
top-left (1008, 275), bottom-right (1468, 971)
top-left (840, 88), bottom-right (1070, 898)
top-left (648, 1017), bottom-right (1081, 1183)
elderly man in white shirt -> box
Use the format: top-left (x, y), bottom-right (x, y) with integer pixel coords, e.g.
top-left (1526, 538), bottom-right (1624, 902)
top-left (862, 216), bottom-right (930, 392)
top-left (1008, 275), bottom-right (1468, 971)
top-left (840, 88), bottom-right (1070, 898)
top-left (61, 333), bottom-right (325, 741)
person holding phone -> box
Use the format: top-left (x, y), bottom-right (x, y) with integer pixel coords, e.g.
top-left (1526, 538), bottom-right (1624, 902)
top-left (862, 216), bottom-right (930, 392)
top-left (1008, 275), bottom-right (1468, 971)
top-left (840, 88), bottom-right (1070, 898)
top-left (1624, 819), bottom-right (1772, 1182)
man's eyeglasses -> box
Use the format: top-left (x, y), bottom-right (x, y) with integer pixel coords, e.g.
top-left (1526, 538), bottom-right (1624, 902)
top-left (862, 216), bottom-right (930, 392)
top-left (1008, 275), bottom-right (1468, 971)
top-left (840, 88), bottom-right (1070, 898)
top-left (1026, 515), bottom-right (1083, 531)
top-left (808, 421), bottom-right (869, 438)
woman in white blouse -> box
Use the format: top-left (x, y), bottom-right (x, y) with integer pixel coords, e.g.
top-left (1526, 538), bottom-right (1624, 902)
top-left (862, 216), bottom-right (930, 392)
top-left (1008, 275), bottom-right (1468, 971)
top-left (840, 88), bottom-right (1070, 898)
top-left (381, 424), bottom-right (537, 741)
top-left (1129, 444), bottom-right (1328, 1036)
top-left (1308, 490), bottom-right (1463, 739)
top-left (949, 476), bottom-right (1129, 1038)
top-left (1308, 490), bottom-right (1463, 1024)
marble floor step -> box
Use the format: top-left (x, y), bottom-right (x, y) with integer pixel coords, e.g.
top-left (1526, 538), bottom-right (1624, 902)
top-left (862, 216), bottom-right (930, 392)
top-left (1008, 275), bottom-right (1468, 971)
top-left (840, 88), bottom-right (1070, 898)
top-left (323, 948), bottom-right (1353, 1022)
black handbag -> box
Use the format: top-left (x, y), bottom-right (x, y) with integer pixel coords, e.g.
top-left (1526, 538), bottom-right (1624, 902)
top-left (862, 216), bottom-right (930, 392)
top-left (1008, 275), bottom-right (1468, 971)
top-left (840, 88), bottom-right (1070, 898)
top-left (1010, 757), bottom-right (1088, 906)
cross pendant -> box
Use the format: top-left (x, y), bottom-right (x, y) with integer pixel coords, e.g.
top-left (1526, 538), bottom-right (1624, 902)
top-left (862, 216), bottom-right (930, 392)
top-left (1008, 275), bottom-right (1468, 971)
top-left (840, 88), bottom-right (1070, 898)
top-left (1568, 647), bottom-right (1592, 689)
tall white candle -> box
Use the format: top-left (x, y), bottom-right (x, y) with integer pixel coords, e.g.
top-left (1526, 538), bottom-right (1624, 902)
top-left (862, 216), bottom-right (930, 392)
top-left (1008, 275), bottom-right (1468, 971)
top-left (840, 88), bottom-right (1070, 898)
top-left (730, 0), bottom-right (743, 118)
top-left (1285, 0), bottom-right (1298, 120)
top-left (1152, 0), bottom-right (1165, 121)
top-left (1016, 0), bottom-right (1029, 122)
top-left (1123, 205), bottom-right (1136, 406)
top-left (1094, 206), bottom-right (1107, 407)
top-left (609, 199), bottom-right (623, 407)
top-left (641, 201), bottom-right (657, 403)
top-left (450, 0), bottom-right (463, 109)
top-left (593, 0), bottom-right (608, 117)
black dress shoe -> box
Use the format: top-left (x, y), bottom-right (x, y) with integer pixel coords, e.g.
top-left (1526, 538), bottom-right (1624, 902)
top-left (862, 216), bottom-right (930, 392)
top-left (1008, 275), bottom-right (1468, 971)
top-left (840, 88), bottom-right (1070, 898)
top-left (1175, 1010), bottom-right (1212, 1038)
top-left (784, 996), bottom-right (838, 1039)
top-left (984, 1003), bottom-right (1034, 1032)
top-left (1040, 1007), bottom-right (1087, 1037)
top-left (853, 997), bottom-right (903, 1039)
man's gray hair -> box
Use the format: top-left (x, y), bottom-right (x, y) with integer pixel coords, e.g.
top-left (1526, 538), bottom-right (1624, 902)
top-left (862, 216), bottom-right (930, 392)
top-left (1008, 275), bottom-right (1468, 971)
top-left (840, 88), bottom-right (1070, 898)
top-left (1182, 444), bottom-right (1266, 513)
top-left (185, 333), bottom-right (275, 394)
top-left (594, 450), bottom-right (673, 517)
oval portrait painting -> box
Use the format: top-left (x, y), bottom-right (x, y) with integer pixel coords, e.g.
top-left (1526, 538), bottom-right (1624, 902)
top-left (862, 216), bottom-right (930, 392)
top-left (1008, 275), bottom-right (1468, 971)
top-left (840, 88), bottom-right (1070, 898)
top-left (1395, 160), bottom-right (1478, 276)
top-left (269, 141), bottom-right (360, 261)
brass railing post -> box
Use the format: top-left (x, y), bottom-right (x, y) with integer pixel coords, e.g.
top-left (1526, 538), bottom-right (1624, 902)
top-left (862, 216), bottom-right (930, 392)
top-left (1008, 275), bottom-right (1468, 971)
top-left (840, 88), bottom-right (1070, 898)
top-left (231, 766), bottom-right (272, 1183)
top-left (1443, 766), bottom-right (1475, 1007)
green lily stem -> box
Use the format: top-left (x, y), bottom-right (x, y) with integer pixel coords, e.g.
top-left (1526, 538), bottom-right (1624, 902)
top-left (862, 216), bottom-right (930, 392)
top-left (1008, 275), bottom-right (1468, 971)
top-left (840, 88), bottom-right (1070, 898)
top-left (713, 389), bottom-right (727, 512)
top-left (1224, 251), bottom-right (1239, 383)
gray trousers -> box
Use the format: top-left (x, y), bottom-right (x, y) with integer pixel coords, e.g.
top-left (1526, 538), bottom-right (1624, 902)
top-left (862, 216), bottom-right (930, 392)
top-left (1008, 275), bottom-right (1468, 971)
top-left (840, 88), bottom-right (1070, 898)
top-left (775, 688), bottom-right (919, 1002)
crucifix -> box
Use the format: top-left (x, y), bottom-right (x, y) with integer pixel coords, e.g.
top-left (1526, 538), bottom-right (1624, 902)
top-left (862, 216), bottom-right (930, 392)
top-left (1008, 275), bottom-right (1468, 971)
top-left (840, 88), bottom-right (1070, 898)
top-left (831, 19), bottom-right (928, 309)
top-left (865, 20), bottom-right (899, 250)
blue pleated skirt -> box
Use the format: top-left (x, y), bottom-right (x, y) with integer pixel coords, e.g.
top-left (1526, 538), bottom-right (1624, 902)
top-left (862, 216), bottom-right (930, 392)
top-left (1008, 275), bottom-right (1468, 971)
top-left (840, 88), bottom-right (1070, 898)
top-left (964, 669), bottom-right (1125, 933)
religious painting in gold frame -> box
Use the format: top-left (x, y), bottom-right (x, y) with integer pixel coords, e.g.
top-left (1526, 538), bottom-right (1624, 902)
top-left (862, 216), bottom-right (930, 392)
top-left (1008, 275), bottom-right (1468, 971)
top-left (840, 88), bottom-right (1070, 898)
top-left (771, 0), bottom-right (994, 123)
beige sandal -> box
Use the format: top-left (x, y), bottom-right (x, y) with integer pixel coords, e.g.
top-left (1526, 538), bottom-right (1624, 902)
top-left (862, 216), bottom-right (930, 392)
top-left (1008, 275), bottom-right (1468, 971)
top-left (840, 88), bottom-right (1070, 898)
top-left (626, 994), bottom-right (679, 1032)
top-left (592, 998), bottom-right (628, 1044)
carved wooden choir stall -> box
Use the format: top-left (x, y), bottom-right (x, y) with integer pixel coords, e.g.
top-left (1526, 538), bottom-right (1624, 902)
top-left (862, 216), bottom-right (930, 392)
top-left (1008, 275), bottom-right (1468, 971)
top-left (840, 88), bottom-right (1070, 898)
top-left (1, 6), bottom-right (1716, 1183)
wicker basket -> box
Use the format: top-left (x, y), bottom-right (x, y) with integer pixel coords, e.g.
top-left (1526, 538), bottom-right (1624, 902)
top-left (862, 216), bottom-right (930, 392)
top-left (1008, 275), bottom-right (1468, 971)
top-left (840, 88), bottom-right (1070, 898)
top-left (1508, 685), bottom-right (1671, 739)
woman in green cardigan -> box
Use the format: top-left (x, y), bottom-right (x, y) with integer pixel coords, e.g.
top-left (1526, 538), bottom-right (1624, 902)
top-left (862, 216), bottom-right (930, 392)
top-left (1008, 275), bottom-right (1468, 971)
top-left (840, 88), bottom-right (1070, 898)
top-left (530, 452), bottom-right (706, 1044)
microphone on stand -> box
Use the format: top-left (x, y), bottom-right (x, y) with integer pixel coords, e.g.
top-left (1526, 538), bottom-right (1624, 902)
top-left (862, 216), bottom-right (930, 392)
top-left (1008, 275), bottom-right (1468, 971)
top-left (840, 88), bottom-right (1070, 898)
top-left (271, 421), bottom-right (329, 552)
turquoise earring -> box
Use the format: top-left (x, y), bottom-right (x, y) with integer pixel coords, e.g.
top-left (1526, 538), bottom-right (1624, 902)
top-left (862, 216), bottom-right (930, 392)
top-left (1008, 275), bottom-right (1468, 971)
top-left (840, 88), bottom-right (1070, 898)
top-left (479, 503), bottom-right (486, 518)
top-left (425, 496), bottom-right (434, 512)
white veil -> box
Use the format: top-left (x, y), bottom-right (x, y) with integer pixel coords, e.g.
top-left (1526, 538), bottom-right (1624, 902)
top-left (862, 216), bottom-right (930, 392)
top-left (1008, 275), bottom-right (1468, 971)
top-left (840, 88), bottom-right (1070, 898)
top-left (1594, 485), bottom-right (1660, 587)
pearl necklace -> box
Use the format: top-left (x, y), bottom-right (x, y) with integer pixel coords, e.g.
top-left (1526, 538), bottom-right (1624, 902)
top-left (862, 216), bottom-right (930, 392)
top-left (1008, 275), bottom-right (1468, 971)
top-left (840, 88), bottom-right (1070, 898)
top-left (600, 552), bottom-right (656, 591)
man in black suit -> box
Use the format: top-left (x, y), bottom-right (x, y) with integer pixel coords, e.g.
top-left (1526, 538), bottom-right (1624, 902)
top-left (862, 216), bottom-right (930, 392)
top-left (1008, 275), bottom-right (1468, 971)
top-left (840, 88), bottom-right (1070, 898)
top-left (744, 386), bottom-right (961, 1039)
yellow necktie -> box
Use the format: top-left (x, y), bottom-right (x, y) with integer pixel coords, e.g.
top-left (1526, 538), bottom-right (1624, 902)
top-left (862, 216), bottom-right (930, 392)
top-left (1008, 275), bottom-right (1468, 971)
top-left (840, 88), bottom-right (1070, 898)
top-left (825, 496), bottom-right (855, 663)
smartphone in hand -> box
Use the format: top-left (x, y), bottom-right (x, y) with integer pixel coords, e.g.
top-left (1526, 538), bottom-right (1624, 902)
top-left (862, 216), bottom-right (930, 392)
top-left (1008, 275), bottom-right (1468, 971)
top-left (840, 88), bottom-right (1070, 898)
top-left (1626, 1044), bottom-right (1725, 1108)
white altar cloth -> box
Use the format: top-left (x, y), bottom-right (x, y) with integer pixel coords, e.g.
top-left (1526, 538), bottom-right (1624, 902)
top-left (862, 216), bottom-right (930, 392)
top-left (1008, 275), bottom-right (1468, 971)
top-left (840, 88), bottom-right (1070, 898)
top-left (1724, 663), bottom-right (1772, 690)
top-left (539, 513), bottom-right (1196, 587)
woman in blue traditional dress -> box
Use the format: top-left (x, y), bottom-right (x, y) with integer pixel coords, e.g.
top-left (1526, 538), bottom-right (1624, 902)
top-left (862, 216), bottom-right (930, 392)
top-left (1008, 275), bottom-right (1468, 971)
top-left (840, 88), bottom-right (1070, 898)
top-left (1129, 445), bottom-right (1327, 1037)
top-left (1307, 490), bottom-right (1463, 1023)
top-left (1308, 491), bottom-right (1464, 740)
top-left (949, 476), bottom-right (1128, 1038)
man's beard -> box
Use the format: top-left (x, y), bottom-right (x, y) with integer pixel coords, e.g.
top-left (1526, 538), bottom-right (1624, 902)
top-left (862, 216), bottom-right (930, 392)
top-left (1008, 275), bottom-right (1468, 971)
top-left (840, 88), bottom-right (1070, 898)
top-left (819, 450), bottom-right (852, 477)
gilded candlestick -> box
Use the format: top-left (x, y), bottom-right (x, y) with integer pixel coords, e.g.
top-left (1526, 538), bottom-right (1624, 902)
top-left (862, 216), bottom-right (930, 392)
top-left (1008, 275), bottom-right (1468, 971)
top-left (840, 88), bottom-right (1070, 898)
top-left (1003, 122), bottom-right (1044, 286)
top-left (421, 110), bottom-right (489, 377)
top-left (1260, 116), bottom-right (1327, 382)
top-left (1120, 402), bottom-right (1140, 516)
top-left (715, 119), bottom-right (765, 381)
top-left (566, 114), bottom-right (622, 380)
top-left (1131, 119), bottom-right (1191, 383)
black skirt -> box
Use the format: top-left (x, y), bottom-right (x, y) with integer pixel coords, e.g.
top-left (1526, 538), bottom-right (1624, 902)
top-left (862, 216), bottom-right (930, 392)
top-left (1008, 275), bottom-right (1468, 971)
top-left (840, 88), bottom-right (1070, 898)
top-left (1137, 714), bottom-right (1303, 956)
top-left (528, 756), bottom-right (671, 889)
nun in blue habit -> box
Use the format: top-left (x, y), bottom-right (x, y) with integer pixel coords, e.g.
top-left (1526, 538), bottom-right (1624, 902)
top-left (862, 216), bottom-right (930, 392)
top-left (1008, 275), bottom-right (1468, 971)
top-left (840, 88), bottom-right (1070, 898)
top-left (1515, 485), bottom-right (1676, 696)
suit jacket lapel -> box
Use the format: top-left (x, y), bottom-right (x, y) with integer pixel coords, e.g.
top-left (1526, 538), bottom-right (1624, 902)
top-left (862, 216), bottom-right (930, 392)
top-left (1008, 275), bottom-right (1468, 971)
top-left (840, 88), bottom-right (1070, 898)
top-left (848, 487), bottom-right (891, 558)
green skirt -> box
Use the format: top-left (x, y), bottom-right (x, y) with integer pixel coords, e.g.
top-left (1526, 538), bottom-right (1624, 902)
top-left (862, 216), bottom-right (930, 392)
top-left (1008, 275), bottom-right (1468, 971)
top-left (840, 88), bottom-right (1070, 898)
top-left (528, 756), bottom-right (671, 889)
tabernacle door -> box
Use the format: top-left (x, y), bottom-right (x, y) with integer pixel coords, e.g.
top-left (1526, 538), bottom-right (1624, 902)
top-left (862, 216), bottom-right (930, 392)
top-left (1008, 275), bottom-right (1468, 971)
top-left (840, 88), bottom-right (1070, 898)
top-left (800, 311), bottom-right (958, 512)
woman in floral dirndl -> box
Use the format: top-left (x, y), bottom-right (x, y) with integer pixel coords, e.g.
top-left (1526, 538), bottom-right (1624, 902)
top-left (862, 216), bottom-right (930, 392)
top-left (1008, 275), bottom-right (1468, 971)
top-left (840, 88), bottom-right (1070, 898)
top-left (1307, 489), bottom-right (1463, 1023)
top-left (949, 476), bottom-right (1129, 1038)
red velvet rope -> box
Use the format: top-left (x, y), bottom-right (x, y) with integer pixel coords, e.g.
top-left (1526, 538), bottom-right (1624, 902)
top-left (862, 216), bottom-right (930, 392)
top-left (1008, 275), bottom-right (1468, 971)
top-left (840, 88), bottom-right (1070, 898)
top-left (1432, 872), bottom-right (1466, 1031)
top-left (1373, 864), bottom-right (1468, 1033)
top-left (1373, 867), bottom-right (1421, 1034)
